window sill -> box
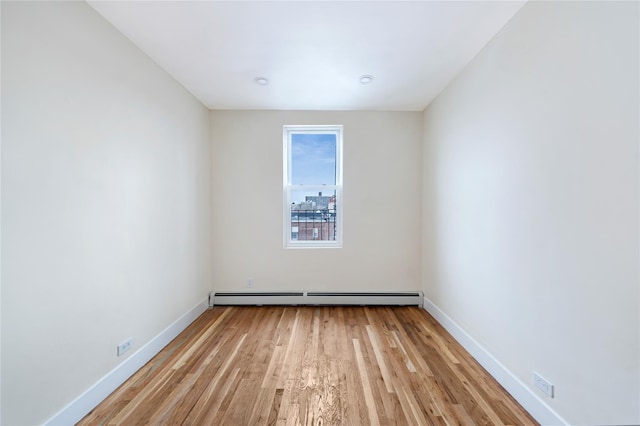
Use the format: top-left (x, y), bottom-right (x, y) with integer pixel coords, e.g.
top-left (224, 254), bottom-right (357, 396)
top-left (285, 242), bottom-right (342, 249)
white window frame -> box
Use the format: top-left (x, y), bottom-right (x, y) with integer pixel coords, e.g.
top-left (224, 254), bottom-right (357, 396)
top-left (283, 125), bottom-right (343, 248)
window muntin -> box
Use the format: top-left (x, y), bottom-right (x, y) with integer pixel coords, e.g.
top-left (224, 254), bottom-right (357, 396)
top-left (284, 125), bottom-right (343, 248)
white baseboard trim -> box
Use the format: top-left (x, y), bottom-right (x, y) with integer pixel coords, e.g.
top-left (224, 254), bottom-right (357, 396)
top-left (44, 297), bottom-right (209, 426)
top-left (422, 297), bottom-right (568, 426)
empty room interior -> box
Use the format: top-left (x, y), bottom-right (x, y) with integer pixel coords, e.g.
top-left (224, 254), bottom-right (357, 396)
top-left (1, 1), bottom-right (638, 425)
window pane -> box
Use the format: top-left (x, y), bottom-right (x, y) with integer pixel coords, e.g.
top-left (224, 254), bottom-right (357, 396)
top-left (291, 133), bottom-right (336, 185)
top-left (290, 189), bottom-right (337, 241)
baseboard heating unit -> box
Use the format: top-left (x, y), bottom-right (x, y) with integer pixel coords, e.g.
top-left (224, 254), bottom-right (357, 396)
top-left (210, 291), bottom-right (423, 307)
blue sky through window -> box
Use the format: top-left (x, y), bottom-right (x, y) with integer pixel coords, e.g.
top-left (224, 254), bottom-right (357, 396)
top-left (291, 133), bottom-right (336, 185)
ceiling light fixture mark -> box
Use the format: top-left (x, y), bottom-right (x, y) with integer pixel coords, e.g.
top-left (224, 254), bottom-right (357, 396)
top-left (254, 77), bottom-right (269, 86)
top-left (359, 75), bottom-right (374, 84)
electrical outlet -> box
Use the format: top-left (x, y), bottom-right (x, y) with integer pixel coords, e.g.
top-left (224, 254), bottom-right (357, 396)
top-left (117, 338), bottom-right (133, 357)
top-left (247, 278), bottom-right (253, 288)
top-left (533, 372), bottom-right (554, 398)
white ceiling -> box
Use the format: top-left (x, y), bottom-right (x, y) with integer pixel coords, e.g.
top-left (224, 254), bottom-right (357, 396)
top-left (87, 1), bottom-right (526, 111)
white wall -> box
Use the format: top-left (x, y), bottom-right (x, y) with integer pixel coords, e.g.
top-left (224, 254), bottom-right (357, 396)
top-left (1, 2), bottom-right (211, 424)
top-left (422, 1), bottom-right (639, 425)
top-left (211, 110), bottom-right (422, 293)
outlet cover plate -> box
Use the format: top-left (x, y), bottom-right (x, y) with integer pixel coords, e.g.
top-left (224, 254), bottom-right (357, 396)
top-left (117, 338), bottom-right (132, 357)
top-left (533, 372), bottom-right (554, 398)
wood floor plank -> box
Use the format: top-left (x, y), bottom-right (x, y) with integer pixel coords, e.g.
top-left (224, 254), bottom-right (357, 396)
top-left (353, 338), bottom-right (381, 426)
top-left (79, 306), bottom-right (538, 426)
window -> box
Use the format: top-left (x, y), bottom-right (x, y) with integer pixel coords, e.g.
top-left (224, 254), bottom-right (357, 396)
top-left (284, 125), bottom-right (343, 248)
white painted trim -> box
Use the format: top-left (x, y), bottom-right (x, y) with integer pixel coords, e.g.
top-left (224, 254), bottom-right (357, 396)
top-left (422, 297), bottom-right (569, 426)
top-left (43, 298), bottom-right (209, 426)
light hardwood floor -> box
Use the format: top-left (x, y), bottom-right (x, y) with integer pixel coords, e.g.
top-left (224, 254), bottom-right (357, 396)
top-left (79, 306), bottom-right (537, 425)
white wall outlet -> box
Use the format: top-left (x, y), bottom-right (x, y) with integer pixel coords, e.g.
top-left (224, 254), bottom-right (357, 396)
top-left (247, 278), bottom-right (253, 288)
top-left (117, 338), bottom-right (133, 357)
top-left (533, 372), bottom-right (554, 398)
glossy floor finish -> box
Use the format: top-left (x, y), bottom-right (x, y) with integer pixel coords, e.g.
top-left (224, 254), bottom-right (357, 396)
top-left (79, 306), bottom-right (537, 425)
